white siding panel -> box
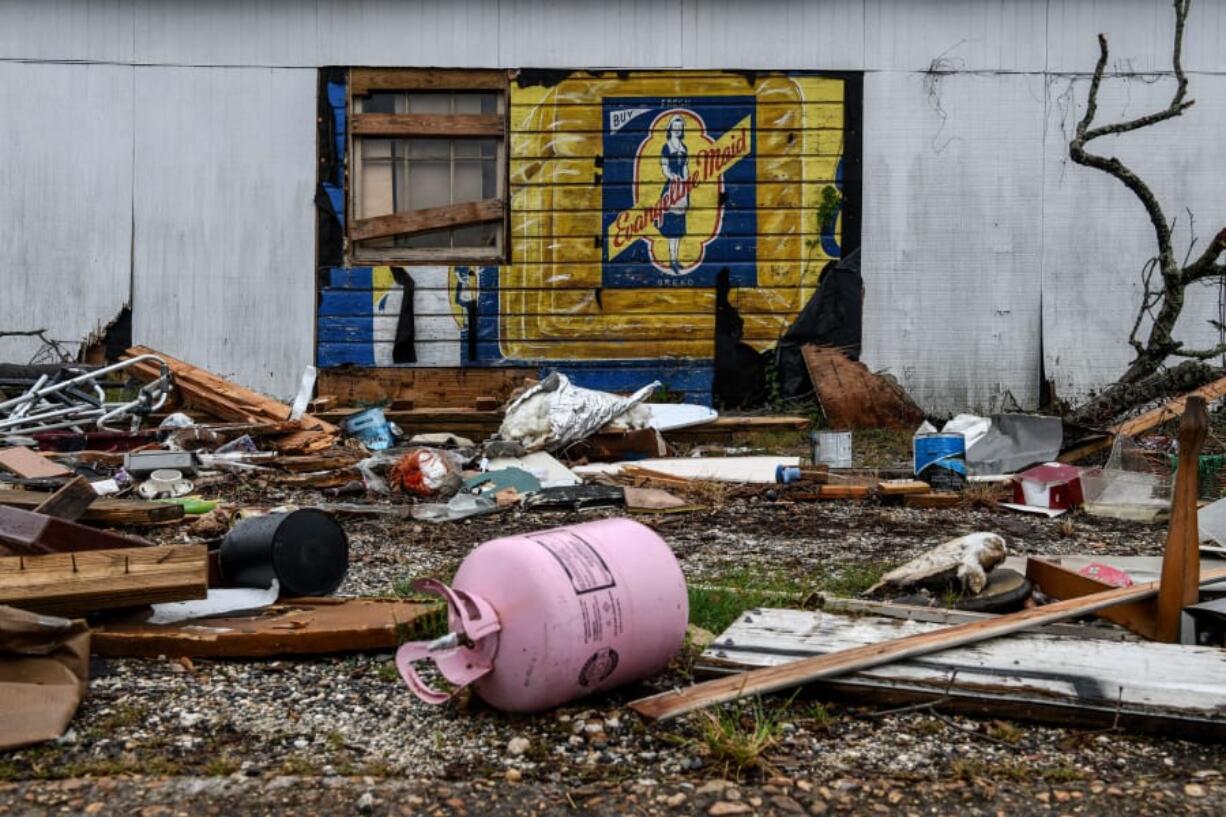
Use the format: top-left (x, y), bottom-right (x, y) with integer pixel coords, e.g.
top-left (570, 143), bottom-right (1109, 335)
top-left (0, 62), bottom-right (133, 363)
top-left (131, 67), bottom-right (315, 399)
top-left (1047, 0), bottom-right (1226, 75)
top-left (864, 0), bottom-right (1046, 73)
top-left (680, 0), bottom-right (864, 71)
top-left (317, 0), bottom-right (500, 67)
top-left (133, 0), bottom-right (321, 67)
top-left (861, 72), bottom-right (1045, 414)
top-left (1041, 74), bottom-right (1226, 403)
top-left (0, 0), bottom-right (134, 64)
top-left (500, 0), bottom-right (680, 69)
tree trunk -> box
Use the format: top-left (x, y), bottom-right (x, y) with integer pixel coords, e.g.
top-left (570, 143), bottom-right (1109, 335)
top-left (1068, 360), bottom-right (1221, 427)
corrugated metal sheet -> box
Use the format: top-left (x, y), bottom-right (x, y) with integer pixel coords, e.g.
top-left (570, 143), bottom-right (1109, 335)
top-left (0, 61), bottom-right (134, 364)
top-left (1041, 73), bottom-right (1226, 404)
top-left (861, 72), bottom-right (1046, 413)
top-left (679, 0), bottom-right (864, 71)
top-left (864, 0), bottom-right (1046, 73)
top-left (130, 66), bottom-right (316, 399)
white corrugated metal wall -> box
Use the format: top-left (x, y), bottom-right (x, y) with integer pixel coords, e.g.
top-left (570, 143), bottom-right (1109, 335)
top-left (0, 0), bottom-right (1222, 406)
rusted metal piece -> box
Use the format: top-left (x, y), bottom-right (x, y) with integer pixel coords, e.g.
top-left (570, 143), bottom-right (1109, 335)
top-left (0, 505), bottom-right (151, 556)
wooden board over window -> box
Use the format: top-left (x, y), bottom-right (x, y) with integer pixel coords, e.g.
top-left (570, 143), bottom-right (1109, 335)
top-left (348, 69), bottom-right (511, 265)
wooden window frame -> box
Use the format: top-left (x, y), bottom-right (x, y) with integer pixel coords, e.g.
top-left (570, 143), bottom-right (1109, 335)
top-left (347, 68), bottom-right (512, 265)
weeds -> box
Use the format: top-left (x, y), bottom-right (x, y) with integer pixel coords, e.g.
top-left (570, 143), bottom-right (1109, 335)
top-left (692, 697), bottom-right (792, 779)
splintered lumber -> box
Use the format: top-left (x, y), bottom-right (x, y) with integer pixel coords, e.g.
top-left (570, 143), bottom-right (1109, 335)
top-left (0, 545), bottom-right (207, 616)
top-left (627, 566), bottom-right (1226, 722)
top-left (801, 345), bottom-right (924, 431)
top-left (32, 476), bottom-right (96, 521)
top-left (696, 608), bottom-right (1226, 739)
top-left (816, 485), bottom-right (871, 500)
top-left (122, 346), bottom-right (338, 453)
top-left (1114, 374), bottom-right (1226, 439)
top-left (1157, 395), bottom-right (1207, 642)
top-left (1025, 557), bottom-right (1158, 639)
top-left (0, 446), bottom-right (72, 480)
top-left (316, 366), bottom-right (533, 408)
top-left (0, 505), bottom-right (155, 555)
top-left (91, 598), bottom-right (442, 658)
top-left (0, 489), bottom-right (182, 525)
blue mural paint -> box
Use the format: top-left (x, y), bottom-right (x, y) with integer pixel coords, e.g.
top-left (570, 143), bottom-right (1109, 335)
top-left (601, 95), bottom-right (756, 289)
top-left (820, 156), bottom-right (845, 259)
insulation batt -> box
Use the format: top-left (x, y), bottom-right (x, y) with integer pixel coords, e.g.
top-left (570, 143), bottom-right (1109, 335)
top-left (867, 532), bottom-right (1007, 595)
top-left (498, 373), bottom-right (659, 452)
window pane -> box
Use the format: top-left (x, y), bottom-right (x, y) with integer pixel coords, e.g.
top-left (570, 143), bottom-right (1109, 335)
top-left (408, 138), bottom-right (449, 159)
top-left (405, 161), bottom-right (450, 211)
top-left (402, 227), bottom-right (452, 249)
top-left (408, 93), bottom-right (450, 114)
top-left (358, 139), bottom-right (395, 218)
top-left (359, 93), bottom-right (397, 114)
top-left (453, 93), bottom-right (500, 114)
top-left (453, 223), bottom-right (500, 248)
top-left (454, 160), bottom-right (483, 203)
top-left (454, 137), bottom-right (497, 159)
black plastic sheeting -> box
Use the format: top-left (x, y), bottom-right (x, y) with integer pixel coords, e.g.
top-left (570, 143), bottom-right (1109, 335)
top-left (775, 248), bottom-right (863, 402)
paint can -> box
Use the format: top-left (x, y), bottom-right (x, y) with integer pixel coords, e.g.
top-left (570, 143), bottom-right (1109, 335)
top-left (220, 509), bottom-right (349, 596)
top-left (815, 431), bottom-right (853, 469)
top-left (914, 432), bottom-right (967, 492)
top-left (342, 407), bottom-right (395, 451)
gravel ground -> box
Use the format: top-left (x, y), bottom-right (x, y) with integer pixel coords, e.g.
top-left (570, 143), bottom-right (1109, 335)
top-left (3, 483), bottom-right (1224, 816)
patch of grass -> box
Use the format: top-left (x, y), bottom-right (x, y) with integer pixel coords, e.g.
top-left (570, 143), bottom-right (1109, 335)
top-left (847, 428), bottom-right (914, 469)
top-left (818, 563), bottom-right (887, 597)
top-left (376, 661), bottom-right (401, 684)
top-left (984, 720), bottom-right (1024, 745)
top-left (278, 754), bottom-right (323, 776)
top-left (692, 697), bottom-right (791, 779)
top-left (807, 702), bottom-right (836, 731)
top-left (97, 702), bottom-right (147, 731)
top-left (202, 755), bottom-right (241, 776)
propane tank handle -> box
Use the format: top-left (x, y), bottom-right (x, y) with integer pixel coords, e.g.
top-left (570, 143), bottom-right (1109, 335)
top-left (412, 578), bottom-right (500, 641)
top-left (394, 641), bottom-right (455, 706)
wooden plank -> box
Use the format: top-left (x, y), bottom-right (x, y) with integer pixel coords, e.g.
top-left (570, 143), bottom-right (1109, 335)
top-left (351, 113), bottom-right (504, 137)
top-left (32, 476), bottom-right (96, 522)
top-left (350, 68), bottom-right (509, 96)
top-left (695, 608), bottom-right (1226, 738)
top-left (0, 545), bottom-right (207, 616)
top-left (0, 447), bottom-right (72, 480)
top-left (1157, 395), bottom-right (1208, 641)
top-left (0, 489), bottom-right (183, 525)
top-left (628, 566), bottom-right (1226, 722)
top-left (877, 480), bottom-right (932, 496)
top-left (350, 198), bottom-right (504, 242)
top-left (122, 346), bottom-right (337, 454)
top-left (903, 492), bottom-right (961, 509)
top-left (801, 345), bottom-right (925, 431)
top-left (1024, 557), bottom-right (1157, 639)
top-left (92, 598), bottom-right (442, 658)
top-left (1113, 374), bottom-right (1226, 438)
top-left (316, 367), bottom-right (534, 408)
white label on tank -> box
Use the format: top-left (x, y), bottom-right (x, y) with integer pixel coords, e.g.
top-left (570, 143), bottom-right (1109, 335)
top-left (530, 530), bottom-right (616, 595)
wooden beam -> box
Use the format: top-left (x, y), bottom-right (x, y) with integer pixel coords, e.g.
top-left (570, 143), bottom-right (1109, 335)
top-left (32, 476), bottom-right (97, 522)
top-left (0, 545), bottom-right (207, 617)
top-left (627, 566), bottom-right (1226, 722)
top-left (351, 113), bottom-right (504, 137)
top-left (122, 346), bottom-right (337, 454)
top-left (92, 598), bottom-right (442, 658)
top-left (1025, 557), bottom-right (1157, 639)
top-left (350, 68), bottom-right (509, 96)
top-left (1114, 375), bottom-right (1226, 438)
top-left (0, 489), bottom-right (182, 525)
top-left (0, 446), bottom-right (72, 479)
top-left (316, 366), bottom-right (533, 408)
top-left (350, 198), bottom-right (503, 242)
top-left (1156, 395), bottom-right (1208, 641)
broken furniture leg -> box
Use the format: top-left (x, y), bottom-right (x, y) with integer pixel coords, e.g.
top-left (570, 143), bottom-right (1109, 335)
top-left (32, 476), bottom-right (97, 522)
top-left (1156, 394), bottom-right (1207, 642)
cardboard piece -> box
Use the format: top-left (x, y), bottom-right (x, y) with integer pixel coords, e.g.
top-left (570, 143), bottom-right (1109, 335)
top-left (0, 605), bottom-right (90, 751)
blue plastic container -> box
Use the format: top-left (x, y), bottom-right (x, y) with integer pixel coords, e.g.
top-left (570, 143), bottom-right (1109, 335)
top-left (914, 432), bottom-right (966, 491)
top-left (342, 407), bottom-right (395, 451)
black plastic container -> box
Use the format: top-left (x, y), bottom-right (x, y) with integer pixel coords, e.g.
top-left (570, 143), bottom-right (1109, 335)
top-left (220, 509), bottom-right (348, 596)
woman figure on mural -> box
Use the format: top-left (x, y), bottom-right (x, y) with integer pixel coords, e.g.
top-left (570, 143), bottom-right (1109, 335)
top-left (656, 114), bottom-right (689, 274)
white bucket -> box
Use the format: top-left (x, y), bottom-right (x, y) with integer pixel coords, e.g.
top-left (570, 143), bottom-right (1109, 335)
top-left (816, 431), bottom-right (852, 468)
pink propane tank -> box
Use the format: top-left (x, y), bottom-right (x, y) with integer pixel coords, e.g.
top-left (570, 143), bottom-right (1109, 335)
top-left (396, 518), bottom-right (688, 712)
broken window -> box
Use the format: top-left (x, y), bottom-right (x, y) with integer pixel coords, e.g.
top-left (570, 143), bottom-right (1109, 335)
top-left (348, 70), bottom-right (508, 264)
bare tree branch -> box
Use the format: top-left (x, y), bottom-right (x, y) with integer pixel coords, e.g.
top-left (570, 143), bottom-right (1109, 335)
top-left (1171, 341), bottom-right (1226, 359)
top-left (1183, 228), bottom-right (1226, 281)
